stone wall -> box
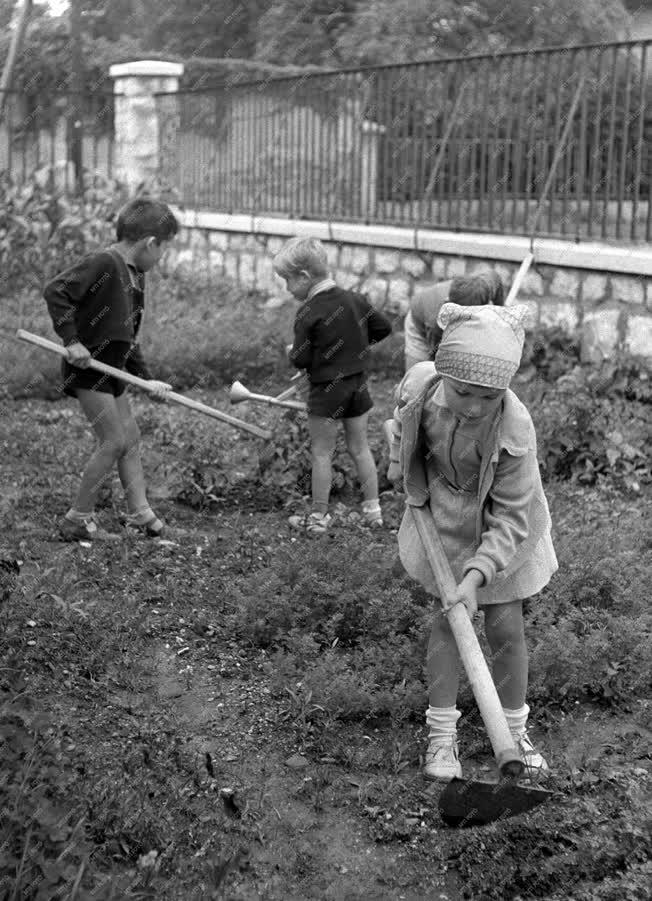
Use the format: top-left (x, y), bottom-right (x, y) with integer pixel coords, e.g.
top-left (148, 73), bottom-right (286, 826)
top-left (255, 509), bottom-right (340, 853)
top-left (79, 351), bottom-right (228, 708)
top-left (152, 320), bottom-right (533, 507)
top-left (164, 220), bottom-right (652, 363)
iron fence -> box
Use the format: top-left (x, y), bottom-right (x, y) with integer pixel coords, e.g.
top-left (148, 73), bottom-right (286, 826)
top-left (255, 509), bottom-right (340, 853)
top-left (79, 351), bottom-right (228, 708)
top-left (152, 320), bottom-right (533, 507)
top-left (156, 39), bottom-right (651, 243)
top-left (0, 89), bottom-right (115, 190)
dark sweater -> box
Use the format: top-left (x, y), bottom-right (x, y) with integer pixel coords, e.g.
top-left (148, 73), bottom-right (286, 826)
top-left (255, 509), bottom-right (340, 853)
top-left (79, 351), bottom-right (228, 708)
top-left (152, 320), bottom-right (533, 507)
top-left (44, 248), bottom-right (151, 379)
top-left (290, 287), bottom-right (392, 384)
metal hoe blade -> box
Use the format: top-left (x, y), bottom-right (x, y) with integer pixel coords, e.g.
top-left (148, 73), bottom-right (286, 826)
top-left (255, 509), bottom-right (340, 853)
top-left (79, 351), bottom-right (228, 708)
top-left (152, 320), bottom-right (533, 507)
top-left (438, 777), bottom-right (553, 828)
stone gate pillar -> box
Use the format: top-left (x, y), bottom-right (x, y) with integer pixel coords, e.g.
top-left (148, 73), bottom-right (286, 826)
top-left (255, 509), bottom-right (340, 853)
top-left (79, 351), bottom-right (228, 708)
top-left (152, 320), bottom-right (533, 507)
top-left (109, 60), bottom-right (184, 194)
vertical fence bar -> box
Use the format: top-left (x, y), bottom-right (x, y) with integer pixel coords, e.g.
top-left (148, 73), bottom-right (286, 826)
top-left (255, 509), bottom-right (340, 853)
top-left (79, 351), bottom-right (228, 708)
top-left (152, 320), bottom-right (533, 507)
top-left (401, 66), bottom-right (411, 225)
top-left (477, 56), bottom-right (491, 229)
top-left (266, 84), bottom-right (274, 214)
top-left (443, 63), bottom-right (453, 228)
top-left (319, 76), bottom-right (328, 220)
top-left (394, 68), bottom-right (406, 224)
top-left (310, 78), bottom-right (318, 219)
top-left (213, 93), bottom-right (220, 209)
top-left (301, 81), bottom-right (309, 218)
top-left (510, 52), bottom-right (527, 232)
top-left (288, 80), bottom-right (296, 216)
top-left (451, 66), bottom-right (462, 230)
top-left (346, 72), bottom-right (355, 221)
top-left (255, 84), bottom-right (261, 213)
top-left (601, 45), bottom-right (619, 239)
top-left (575, 49), bottom-right (589, 239)
top-left (587, 49), bottom-right (604, 240)
top-left (616, 46), bottom-right (632, 241)
top-left (523, 56), bottom-right (538, 233)
top-left (486, 57), bottom-right (499, 231)
top-left (500, 54), bottom-right (516, 233)
top-left (452, 64), bottom-right (462, 229)
top-left (548, 48), bottom-right (567, 234)
top-left (449, 64), bottom-right (461, 229)
top-left (422, 68), bottom-right (433, 226)
top-left (466, 60), bottom-right (480, 229)
top-left (440, 63), bottom-right (453, 226)
top-left (408, 69), bottom-right (418, 226)
top-left (271, 87), bottom-right (278, 213)
top-left (275, 88), bottom-right (283, 214)
top-left (359, 71), bottom-right (369, 222)
top-left (384, 69), bottom-right (394, 224)
top-left (631, 43), bottom-right (647, 242)
top-left (357, 71), bottom-right (367, 222)
top-left (537, 51), bottom-right (553, 234)
top-left (560, 51), bottom-right (578, 236)
top-left (321, 75), bottom-right (330, 220)
top-left (355, 71), bottom-right (363, 221)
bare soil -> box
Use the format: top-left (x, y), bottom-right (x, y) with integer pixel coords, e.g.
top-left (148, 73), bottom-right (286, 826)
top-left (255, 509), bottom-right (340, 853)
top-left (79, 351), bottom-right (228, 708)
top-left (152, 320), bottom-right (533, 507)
top-left (1, 382), bottom-right (650, 900)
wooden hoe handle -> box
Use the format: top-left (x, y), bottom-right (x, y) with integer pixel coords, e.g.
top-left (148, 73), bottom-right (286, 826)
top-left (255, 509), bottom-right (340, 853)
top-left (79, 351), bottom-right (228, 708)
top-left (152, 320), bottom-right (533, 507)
top-left (16, 329), bottom-right (272, 440)
top-left (409, 506), bottom-right (523, 777)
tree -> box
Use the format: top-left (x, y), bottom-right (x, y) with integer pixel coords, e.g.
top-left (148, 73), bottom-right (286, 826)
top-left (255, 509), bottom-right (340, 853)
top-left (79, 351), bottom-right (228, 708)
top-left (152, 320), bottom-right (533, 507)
top-left (259, 0), bottom-right (632, 68)
top-left (254, 0), bottom-right (358, 67)
top-left (145, 0), bottom-right (272, 60)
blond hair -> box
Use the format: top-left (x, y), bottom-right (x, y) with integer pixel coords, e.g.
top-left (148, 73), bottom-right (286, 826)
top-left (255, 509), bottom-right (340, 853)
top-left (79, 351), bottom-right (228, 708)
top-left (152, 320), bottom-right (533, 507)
top-left (272, 237), bottom-right (329, 279)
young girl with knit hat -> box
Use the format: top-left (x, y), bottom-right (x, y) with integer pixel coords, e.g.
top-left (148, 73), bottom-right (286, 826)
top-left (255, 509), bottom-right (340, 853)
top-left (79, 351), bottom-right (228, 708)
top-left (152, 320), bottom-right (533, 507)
top-left (387, 302), bottom-right (558, 781)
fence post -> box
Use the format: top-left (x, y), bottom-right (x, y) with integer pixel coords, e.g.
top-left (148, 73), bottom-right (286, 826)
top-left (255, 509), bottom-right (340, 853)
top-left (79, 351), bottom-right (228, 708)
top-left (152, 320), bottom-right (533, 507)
top-left (109, 60), bottom-right (184, 194)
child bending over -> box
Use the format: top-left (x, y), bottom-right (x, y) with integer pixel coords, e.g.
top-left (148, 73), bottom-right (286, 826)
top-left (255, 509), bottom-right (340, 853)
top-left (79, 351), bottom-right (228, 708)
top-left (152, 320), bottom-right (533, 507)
top-left (388, 303), bottom-right (557, 781)
top-left (273, 237), bottom-right (392, 534)
top-left (44, 197), bottom-right (178, 542)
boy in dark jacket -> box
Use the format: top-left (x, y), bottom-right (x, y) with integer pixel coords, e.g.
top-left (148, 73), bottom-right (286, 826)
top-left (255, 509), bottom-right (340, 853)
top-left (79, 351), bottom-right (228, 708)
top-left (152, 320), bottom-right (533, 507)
top-left (44, 197), bottom-right (178, 542)
top-left (273, 236), bottom-right (392, 534)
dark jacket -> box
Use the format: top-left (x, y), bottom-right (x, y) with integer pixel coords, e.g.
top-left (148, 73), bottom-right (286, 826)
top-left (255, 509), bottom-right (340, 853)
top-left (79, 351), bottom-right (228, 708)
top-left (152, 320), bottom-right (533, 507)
top-left (290, 286), bottom-right (392, 384)
top-left (44, 248), bottom-right (150, 378)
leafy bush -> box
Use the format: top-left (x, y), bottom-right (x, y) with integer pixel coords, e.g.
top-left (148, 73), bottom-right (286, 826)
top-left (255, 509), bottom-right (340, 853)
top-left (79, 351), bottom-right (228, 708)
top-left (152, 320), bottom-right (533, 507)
top-left (0, 172), bottom-right (122, 298)
top-left (514, 332), bottom-right (651, 490)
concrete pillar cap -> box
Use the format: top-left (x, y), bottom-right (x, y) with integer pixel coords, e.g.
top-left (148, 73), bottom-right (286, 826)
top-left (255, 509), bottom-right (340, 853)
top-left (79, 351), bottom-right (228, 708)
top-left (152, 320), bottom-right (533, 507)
top-left (109, 60), bottom-right (184, 79)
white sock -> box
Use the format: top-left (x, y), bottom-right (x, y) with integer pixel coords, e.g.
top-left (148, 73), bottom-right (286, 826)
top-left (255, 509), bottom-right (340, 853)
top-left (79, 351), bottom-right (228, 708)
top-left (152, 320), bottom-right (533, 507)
top-left (425, 705), bottom-right (461, 743)
top-left (503, 703), bottom-right (530, 736)
top-left (66, 508), bottom-right (94, 523)
top-left (362, 499), bottom-right (381, 514)
top-left (125, 506), bottom-right (155, 525)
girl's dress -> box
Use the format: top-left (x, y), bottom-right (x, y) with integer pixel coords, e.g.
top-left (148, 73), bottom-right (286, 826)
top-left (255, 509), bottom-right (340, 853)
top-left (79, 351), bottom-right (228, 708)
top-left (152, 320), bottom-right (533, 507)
top-left (395, 368), bottom-right (557, 605)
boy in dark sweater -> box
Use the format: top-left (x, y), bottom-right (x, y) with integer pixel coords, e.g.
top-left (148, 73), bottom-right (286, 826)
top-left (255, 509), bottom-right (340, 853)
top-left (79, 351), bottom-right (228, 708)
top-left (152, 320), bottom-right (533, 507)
top-left (44, 197), bottom-right (179, 542)
top-left (273, 237), bottom-right (392, 534)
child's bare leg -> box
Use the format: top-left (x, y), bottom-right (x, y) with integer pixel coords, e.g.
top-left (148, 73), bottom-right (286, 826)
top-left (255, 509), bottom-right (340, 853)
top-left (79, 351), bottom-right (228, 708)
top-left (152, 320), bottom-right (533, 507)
top-left (427, 606), bottom-right (461, 707)
top-left (114, 393), bottom-right (149, 514)
top-left (484, 600), bottom-right (548, 772)
top-left (424, 605), bottom-right (463, 779)
top-left (73, 390), bottom-right (126, 513)
top-left (343, 411), bottom-right (378, 502)
top-left (484, 601), bottom-right (528, 709)
top-left (308, 414), bottom-right (338, 514)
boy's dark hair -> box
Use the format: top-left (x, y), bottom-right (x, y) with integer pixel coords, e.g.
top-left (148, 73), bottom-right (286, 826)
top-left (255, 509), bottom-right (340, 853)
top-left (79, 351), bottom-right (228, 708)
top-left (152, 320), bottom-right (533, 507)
top-left (116, 197), bottom-right (179, 243)
top-left (449, 271), bottom-right (504, 307)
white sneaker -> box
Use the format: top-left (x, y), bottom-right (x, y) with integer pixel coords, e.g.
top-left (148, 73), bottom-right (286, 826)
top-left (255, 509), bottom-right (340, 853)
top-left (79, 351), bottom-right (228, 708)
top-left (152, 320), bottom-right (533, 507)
top-left (362, 509), bottom-right (383, 528)
top-left (424, 738), bottom-right (463, 781)
top-left (288, 512), bottom-right (332, 534)
top-left (512, 730), bottom-right (550, 778)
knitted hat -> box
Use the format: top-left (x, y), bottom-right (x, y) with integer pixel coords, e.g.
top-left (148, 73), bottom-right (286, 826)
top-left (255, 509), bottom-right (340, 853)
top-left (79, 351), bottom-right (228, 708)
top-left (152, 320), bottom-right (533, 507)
top-left (434, 302), bottom-right (529, 389)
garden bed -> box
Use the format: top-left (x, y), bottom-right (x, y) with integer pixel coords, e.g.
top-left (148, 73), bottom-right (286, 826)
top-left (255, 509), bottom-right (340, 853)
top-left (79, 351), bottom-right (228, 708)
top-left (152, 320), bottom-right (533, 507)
top-left (1, 363), bottom-right (650, 898)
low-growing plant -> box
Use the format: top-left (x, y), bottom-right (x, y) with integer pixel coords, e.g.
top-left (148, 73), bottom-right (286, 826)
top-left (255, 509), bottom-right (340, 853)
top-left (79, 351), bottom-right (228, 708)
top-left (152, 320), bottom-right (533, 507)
top-left (515, 351), bottom-right (651, 490)
top-left (0, 171), bottom-right (122, 298)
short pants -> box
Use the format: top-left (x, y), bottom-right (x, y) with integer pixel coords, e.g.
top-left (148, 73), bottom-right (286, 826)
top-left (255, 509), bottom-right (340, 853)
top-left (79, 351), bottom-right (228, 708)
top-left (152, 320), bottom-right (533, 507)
top-left (61, 341), bottom-right (131, 398)
top-left (307, 372), bottom-right (373, 420)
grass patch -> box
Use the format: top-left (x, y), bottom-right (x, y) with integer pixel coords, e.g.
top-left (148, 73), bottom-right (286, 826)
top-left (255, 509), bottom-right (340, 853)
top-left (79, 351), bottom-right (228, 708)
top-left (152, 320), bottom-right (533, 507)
top-left (1, 269), bottom-right (405, 400)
